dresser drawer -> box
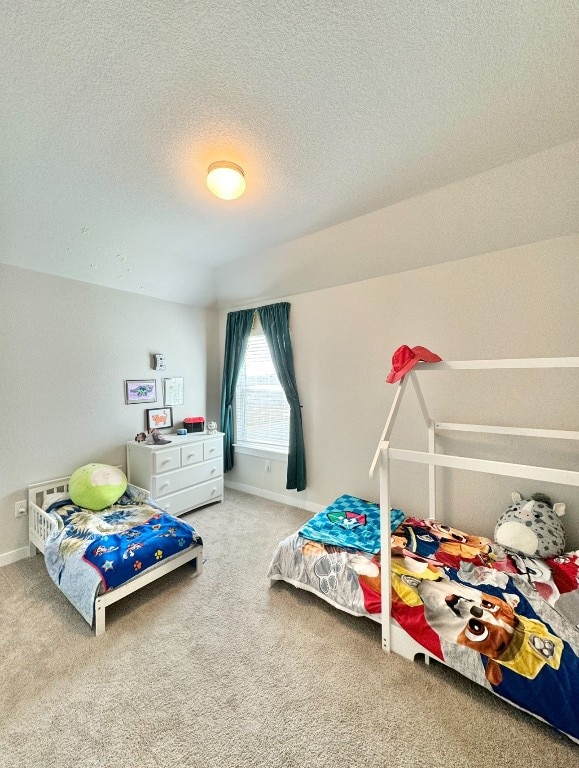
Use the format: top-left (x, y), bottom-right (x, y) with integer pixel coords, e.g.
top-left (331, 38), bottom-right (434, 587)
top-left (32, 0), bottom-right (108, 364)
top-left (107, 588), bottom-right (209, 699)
top-left (203, 438), bottom-right (223, 461)
top-left (152, 447), bottom-right (181, 474)
top-left (156, 479), bottom-right (224, 516)
top-left (152, 460), bottom-right (222, 498)
top-left (126, 432), bottom-right (223, 517)
top-left (181, 443), bottom-right (204, 466)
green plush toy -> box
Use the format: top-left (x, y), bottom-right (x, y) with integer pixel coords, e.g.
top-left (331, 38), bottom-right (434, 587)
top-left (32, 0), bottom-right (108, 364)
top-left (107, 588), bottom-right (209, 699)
top-left (69, 463), bottom-right (127, 511)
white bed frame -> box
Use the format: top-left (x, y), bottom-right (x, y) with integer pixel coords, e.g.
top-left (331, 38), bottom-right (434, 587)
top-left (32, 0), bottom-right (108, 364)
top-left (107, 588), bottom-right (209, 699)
top-left (369, 356), bottom-right (579, 660)
top-left (28, 476), bottom-right (203, 636)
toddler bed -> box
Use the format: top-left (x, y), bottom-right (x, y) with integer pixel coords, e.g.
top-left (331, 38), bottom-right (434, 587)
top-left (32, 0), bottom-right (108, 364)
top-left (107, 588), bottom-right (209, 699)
top-left (29, 474), bottom-right (203, 635)
top-left (268, 499), bottom-right (579, 741)
top-left (269, 356), bottom-right (579, 742)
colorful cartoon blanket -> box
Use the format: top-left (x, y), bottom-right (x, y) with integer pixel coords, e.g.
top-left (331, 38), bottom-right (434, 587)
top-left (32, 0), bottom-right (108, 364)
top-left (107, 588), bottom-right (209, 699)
top-left (269, 508), bottom-right (579, 741)
top-left (43, 486), bottom-right (202, 625)
top-left (389, 517), bottom-right (579, 742)
top-left (298, 494), bottom-right (405, 554)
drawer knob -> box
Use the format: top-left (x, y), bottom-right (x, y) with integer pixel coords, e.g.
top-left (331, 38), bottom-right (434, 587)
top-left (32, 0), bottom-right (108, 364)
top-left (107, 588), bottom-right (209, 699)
top-left (211, 467), bottom-right (217, 474)
top-left (161, 482), bottom-right (170, 489)
top-left (163, 457), bottom-right (173, 464)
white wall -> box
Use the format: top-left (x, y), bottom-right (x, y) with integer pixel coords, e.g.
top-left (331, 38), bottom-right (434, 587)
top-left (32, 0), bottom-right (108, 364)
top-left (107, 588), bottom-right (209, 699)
top-left (2, 139), bottom-right (578, 565)
top-left (215, 139), bottom-right (578, 306)
top-left (223, 236), bottom-right (579, 548)
top-left (0, 264), bottom-right (219, 564)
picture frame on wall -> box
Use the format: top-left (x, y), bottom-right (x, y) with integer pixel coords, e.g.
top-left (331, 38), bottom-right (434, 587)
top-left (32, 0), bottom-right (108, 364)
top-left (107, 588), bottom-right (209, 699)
top-left (164, 377), bottom-right (184, 406)
top-left (125, 379), bottom-right (157, 404)
top-left (146, 407), bottom-right (173, 431)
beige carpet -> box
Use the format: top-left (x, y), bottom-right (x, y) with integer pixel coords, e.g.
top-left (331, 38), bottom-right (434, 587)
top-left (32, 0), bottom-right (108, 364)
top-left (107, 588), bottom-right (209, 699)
top-left (1, 489), bottom-right (576, 767)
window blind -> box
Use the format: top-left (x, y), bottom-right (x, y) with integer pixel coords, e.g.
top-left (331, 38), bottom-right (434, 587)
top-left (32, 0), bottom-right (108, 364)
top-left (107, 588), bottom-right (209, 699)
top-left (235, 333), bottom-right (290, 449)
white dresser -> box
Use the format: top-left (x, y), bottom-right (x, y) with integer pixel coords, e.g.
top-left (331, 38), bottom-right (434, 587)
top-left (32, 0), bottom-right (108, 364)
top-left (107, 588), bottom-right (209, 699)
top-left (126, 432), bottom-right (224, 516)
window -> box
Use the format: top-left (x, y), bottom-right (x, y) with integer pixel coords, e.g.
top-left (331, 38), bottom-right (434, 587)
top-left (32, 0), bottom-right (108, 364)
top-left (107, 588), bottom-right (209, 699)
top-left (235, 330), bottom-right (290, 452)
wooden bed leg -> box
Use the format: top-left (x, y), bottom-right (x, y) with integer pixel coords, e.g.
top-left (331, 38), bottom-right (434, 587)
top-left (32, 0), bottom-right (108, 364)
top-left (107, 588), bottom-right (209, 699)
top-left (94, 598), bottom-right (105, 636)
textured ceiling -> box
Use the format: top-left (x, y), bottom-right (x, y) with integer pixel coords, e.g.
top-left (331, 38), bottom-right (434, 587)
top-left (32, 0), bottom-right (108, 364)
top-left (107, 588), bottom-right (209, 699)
top-left (1, 1), bottom-right (578, 305)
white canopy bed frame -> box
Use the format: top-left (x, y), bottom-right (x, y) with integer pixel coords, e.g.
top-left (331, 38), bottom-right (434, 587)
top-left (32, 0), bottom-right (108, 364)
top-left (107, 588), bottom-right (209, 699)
top-left (369, 356), bottom-right (579, 659)
top-left (28, 475), bottom-right (203, 635)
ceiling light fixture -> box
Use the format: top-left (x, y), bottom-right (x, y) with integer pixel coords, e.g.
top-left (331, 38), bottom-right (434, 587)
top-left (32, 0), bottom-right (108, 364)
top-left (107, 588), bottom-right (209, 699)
top-left (207, 161), bottom-right (246, 200)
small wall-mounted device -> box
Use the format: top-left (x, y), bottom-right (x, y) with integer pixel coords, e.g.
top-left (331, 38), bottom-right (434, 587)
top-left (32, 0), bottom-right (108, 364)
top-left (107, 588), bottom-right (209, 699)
top-left (153, 354), bottom-right (167, 371)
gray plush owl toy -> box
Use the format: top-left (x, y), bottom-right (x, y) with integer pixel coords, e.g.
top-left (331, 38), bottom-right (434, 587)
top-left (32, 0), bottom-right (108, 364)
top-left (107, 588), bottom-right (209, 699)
top-left (494, 492), bottom-right (566, 559)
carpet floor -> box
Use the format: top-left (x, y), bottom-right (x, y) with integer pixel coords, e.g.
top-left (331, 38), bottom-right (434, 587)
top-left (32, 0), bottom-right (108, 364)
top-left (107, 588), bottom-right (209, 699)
top-left (0, 489), bottom-right (576, 767)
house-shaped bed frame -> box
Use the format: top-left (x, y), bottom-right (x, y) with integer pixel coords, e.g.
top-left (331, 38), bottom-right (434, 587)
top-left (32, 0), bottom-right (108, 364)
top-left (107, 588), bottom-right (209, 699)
top-left (369, 356), bottom-right (579, 658)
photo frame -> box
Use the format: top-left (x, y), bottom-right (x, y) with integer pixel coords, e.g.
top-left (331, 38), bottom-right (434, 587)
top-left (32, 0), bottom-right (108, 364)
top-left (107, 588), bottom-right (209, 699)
top-left (125, 379), bottom-right (157, 404)
top-left (146, 407), bottom-right (173, 430)
top-left (164, 377), bottom-right (184, 406)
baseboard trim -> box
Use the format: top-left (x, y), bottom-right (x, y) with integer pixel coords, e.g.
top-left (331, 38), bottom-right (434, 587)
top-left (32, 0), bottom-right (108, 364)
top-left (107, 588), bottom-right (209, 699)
top-left (224, 481), bottom-right (323, 515)
top-left (0, 546), bottom-right (31, 568)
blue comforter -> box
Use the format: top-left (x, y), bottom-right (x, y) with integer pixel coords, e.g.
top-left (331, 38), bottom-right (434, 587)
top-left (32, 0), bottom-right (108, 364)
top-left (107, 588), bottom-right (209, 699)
top-left (43, 486), bottom-right (202, 625)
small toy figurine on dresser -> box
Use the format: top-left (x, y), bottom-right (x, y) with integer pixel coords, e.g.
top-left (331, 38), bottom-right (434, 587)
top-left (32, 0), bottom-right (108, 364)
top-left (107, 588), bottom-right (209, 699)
top-left (207, 421), bottom-right (217, 435)
top-left (146, 429), bottom-right (172, 445)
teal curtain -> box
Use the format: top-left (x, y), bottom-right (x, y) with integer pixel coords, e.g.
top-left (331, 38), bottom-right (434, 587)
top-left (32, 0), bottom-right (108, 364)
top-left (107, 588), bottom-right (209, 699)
top-left (258, 302), bottom-right (307, 491)
top-left (219, 308), bottom-right (255, 472)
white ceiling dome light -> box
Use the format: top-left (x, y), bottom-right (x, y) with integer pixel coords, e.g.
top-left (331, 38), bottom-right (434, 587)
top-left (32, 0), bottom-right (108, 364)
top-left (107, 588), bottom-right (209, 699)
top-left (207, 161), bottom-right (246, 200)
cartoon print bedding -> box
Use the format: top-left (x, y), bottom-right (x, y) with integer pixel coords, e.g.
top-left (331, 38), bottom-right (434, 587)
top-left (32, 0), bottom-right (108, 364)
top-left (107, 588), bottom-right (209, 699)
top-left (268, 498), bottom-right (579, 742)
top-left (269, 495), bottom-right (403, 618)
top-left (43, 485), bottom-right (202, 625)
top-left (392, 517), bottom-right (579, 741)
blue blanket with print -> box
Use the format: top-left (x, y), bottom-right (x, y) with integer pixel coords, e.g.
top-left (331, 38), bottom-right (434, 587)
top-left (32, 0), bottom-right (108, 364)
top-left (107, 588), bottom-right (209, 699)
top-left (43, 486), bottom-right (202, 625)
top-left (298, 494), bottom-right (405, 554)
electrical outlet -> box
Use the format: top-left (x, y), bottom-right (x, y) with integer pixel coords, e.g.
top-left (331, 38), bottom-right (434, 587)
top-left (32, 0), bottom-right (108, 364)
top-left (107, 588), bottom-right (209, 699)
top-left (14, 500), bottom-right (27, 518)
